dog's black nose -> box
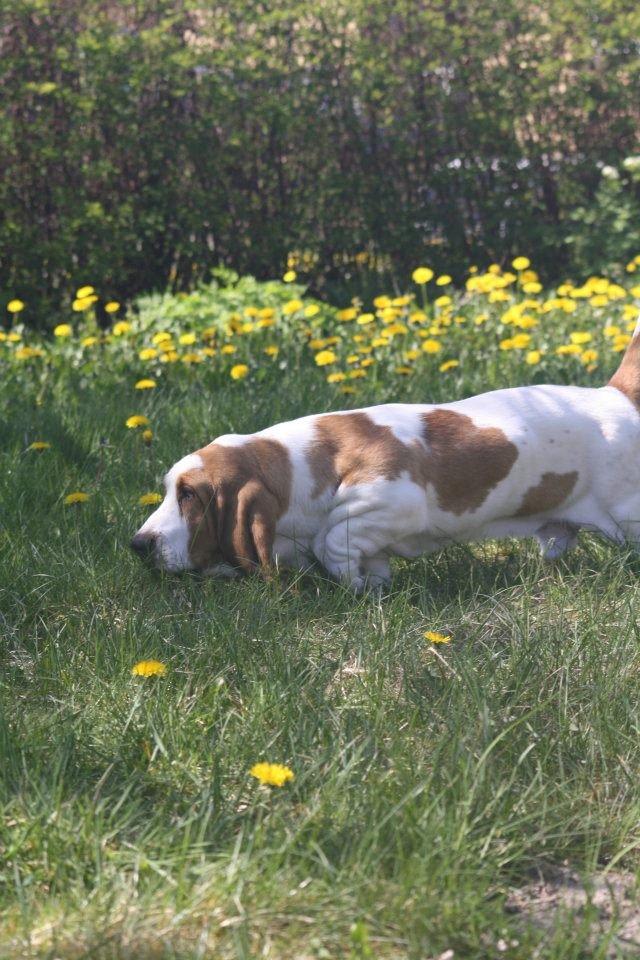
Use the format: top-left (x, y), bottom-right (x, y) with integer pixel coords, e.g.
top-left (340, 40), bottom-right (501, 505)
top-left (130, 533), bottom-right (155, 559)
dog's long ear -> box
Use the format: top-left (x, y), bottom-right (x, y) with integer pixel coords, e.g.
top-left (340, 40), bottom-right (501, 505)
top-left (216, 480), bottom-right (278, 573)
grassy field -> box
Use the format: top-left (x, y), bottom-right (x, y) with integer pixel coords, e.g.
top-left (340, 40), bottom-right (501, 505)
top-left (3, 264), bottom-right (640, 958)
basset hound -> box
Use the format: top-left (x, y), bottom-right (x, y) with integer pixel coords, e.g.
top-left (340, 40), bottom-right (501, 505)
top-left (131, 324), bottom-right (640, 590)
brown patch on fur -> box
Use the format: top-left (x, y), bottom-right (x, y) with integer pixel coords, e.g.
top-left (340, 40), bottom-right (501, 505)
top-left (307, 412), bottom-right (427, 497)
top-left (609, 333), bottom-right (640, 407)
top-left (306, 409), bottom-right (518, 515)
top-left (421, 410), bottom-right (519, 514)
top-left (514, 470), bottom-right (578, 517)
top-left (180, 438), bottom-right (292, 572)
top-left (177, 470), bottom-right (219, 571)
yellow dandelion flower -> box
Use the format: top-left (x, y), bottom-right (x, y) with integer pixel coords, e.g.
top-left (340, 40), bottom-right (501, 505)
top-left (304, 304), bottom-right (320, 318)
top-left (135, 379), bottom-right (157, 390)
top-left (525, 350), bottom-right (541, 365)
top-left (612, 335), bottom-right (631, 352)
top-left (337, 307), bottom-right (357, 321)
top-left (439, 359), bottom-right (459, 372)
top-left (435, 274), bottom-right (452, 286)
top-left (357, 313), bottom-right (375, 325)
top-left (139, 347), bottom-right (158, 361)
top-left (424, 630), bottom-right (451, 644)
top-left (142, 429), bottom-right (153, 445)
top-left (283, 270), bottom-right (297, 282)
top-left (131, 660), bottom-right (167, 678)
top-left (283, 299), bottom-right (303, 315)
top-left (384, 322), bottom-right (407, 336)
top-left (395, 366), bottom-right (413, 375)
top-left (250, 762), bottom-right (294, 787)
top-left (522, 281), bottom-right (542, 295)
top-left (581, 349), bottom-right (598, 364)
top-left (15, 346), bottom-right (43, 359)
top-left (489, 290), bottom-right (510, 303)
top-left (139, 492), bottom-right (163, 506)
top-left (152, 332), bottom-right (172, 345)
top-left (75, 285), bottom-right (95, 299)
top-left (126, 414), bottom-right (150, 429)
top-left (111, 321), bottom-right (131, 336)
top-left (264, 345), bottom-right (279, 356)
top-left (221, 344), bottom-right (236, 355)
top-left (556, 344), bottom-right (583, 356)
top-left (7, 299), bottom-right (25, 313)
top-left (105, 301), bottom-right (120, 313)
top-left (512, 257), bottom-right (530, 271)
top-left (314, 349), bottom-right (337, 366)
top-left (434, 295), bottom-right (452, 309)
top-left (28, 441), bottom-right (51, 451)
top-left (327, 372), bottom-right (346, 383)
top-left (412, 267), bottom-right (434, 284)
top-left (178, 332), bottom-right (196, 346)
top-left (64, 491), bottom-right (90, 505)
top-left (230, 363), bottom-right (249, 380)
top-left (82, 336), bottom-right (98, 347)
top-left (72, 296), bottom-right (96, 312)
top-left (373, 295), bottom-right (391, 309)
top-left (340, 385), bottom-right (357, 395)
top-left (570, 332), bottom-right (592, 345)
top-left (604, 325), bottom-right (621, 338)
top-left (54, 324), bottom-right (72, 338)
top-left (422, 339), bottom-right (442, 354)
top-left (607, 284), bottom-right (626, 301)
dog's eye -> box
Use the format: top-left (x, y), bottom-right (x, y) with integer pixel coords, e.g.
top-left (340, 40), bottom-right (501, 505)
top-left (178, 486), bottom-right (195, 504)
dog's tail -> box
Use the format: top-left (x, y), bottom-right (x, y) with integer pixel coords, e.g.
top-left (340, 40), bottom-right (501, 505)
top-left (608, 314), bottom-right (640, 406)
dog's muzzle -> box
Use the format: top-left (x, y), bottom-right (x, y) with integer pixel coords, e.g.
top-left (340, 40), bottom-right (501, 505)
top-left (130, 532), bottom-right (156, 561)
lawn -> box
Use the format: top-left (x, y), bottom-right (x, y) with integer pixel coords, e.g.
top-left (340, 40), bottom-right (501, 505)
top-left (2, 263), bottom-right (640, 958)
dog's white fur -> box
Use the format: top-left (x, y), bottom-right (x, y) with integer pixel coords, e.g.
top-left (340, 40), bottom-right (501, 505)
top-left (134, 322), bottom-right (640, 590)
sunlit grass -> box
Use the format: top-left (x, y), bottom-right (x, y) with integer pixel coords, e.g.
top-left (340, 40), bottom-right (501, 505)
top-left (2, 264), bottom-right (640, 958)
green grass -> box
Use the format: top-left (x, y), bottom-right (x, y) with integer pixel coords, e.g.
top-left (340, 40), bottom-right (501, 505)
top-left (2, 278), bottom-right (640, 958)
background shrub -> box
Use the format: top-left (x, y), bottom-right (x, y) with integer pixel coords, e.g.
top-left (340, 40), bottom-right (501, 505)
top-left (2, 0), bottom-right (640, 325)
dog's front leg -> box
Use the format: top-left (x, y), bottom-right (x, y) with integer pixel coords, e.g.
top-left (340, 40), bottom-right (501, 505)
top-left (312, 506), bottom-right (380, 592)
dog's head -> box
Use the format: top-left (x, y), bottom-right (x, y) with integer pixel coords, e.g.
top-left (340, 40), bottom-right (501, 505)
top-left (131, 439), bottom-right (291, 575)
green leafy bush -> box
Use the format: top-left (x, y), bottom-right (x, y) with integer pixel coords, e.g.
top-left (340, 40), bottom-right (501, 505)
top-left (2, 0), bottom-right (640, 325)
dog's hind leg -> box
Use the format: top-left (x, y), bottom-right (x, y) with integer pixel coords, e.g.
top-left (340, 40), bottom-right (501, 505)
top-left (535, 521), bottom-right (579, 559)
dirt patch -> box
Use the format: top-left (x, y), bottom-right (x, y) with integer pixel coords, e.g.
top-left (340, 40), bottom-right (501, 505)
top-left (506, 865), bottom-right (640, 954)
